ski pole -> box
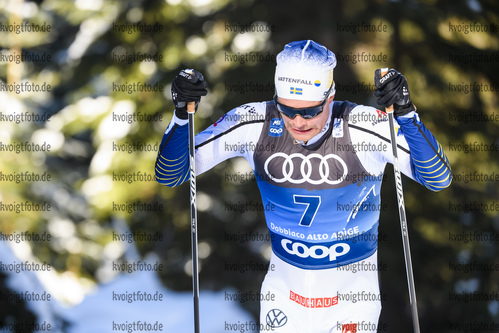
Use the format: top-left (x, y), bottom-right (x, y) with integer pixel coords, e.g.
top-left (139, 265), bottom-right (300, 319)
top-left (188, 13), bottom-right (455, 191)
top-left (380, 68), bottom-right (421, 333)
top-left (187, 100), bottom-right (200, 333)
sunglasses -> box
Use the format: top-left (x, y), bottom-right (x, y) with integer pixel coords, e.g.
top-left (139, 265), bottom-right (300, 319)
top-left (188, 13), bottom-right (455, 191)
top-left (274, 83), bottom-right (333, 119)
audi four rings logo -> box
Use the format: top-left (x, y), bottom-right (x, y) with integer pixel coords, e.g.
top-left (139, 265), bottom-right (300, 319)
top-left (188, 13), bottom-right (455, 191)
top-left (266, 309), bottom-right (287, 328)
top-left (264, 153), bottom-right (348, 185)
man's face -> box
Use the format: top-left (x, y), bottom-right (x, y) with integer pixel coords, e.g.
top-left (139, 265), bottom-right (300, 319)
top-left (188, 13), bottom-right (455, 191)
top-left (278, 95), bottom-right (334, 143)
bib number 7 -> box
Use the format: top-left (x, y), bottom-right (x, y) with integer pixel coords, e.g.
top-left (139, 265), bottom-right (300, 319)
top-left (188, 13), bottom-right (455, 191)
top-left (293, 195), bottom-right (321, 227)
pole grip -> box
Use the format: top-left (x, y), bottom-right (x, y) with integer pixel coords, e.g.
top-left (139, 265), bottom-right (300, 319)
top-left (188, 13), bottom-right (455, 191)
top-left (380, 68), bottom-right (395, 113)
top-left (187, 102), bottom-right (196, 114)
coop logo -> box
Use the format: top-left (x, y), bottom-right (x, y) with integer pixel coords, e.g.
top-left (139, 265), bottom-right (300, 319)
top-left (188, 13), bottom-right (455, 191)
top-left (281, 239), bottom-right (350, 261)
top-left (266, 309), bottom-right (287, 328)
top-left (342, 323), bottom-right (357, 333)
top-left (269, 118), bottom-right (284, 137)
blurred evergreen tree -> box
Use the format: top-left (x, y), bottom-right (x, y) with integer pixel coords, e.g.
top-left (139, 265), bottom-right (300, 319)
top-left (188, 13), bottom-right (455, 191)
top-left (0, 0), bottom-right (497, 331)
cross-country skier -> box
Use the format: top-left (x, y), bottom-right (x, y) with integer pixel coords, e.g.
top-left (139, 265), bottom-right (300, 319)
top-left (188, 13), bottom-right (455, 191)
top-left (155, 40), bottom-right (452, 333)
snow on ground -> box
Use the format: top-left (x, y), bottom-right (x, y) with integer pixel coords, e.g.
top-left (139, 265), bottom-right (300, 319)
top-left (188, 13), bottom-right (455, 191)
top-left (0, 241), bottom-right (257, 333)
top-left (60, 269), bottom-right (258, 333)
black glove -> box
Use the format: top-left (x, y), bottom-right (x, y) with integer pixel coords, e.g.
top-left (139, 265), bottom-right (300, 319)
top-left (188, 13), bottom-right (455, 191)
top-left (373, 68), bottom-right (416, 116)
top-left (171, 69), bottom-right (208, 119)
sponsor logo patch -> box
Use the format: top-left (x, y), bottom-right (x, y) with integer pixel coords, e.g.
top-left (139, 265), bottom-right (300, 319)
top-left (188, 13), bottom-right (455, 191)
top-left (333, 118), bottom-right (343, 138)
top-left (277, 76), bottom-right (313, 85)
top-left (269, 118), bottom-right (284, 137)
top-left (266, 309), bottom-right (287, 328)
top-left (282, 239), bottom-right (351, 262)
top-left (290, 290), bottom-right (338, 308)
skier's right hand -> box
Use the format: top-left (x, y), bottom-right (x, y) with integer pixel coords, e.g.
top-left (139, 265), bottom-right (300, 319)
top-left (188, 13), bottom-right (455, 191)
top-left (171, 69), bottom-right (208, 119)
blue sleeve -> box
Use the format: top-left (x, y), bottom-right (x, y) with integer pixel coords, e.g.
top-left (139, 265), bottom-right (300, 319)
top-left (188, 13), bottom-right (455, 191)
top-left (396, 114), bottom-right (452, 191)
top-left (155, 121), bottom-right (190, 187)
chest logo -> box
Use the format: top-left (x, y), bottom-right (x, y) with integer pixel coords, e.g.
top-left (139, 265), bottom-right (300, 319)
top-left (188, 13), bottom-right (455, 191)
top-left (269, 118), bottom-right (284, 137)
top-left (264, 152), bottom-right (348, 185)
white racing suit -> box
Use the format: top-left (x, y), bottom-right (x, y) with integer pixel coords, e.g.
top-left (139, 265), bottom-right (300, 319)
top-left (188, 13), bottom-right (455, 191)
top-left (155, 100), bottom-right (452, 332)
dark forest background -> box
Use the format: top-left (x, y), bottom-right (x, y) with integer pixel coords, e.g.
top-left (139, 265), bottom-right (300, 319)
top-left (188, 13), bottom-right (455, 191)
top-left (0, 0), bottom-right (498, 332)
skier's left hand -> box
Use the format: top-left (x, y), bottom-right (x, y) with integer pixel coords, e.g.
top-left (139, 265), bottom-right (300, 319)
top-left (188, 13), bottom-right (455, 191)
top-left (373, 68), bottom-right (416, 116)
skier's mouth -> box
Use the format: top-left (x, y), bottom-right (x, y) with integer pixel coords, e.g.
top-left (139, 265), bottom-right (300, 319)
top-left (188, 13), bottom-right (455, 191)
top-left (291, 127), bottom-right (313, 134)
